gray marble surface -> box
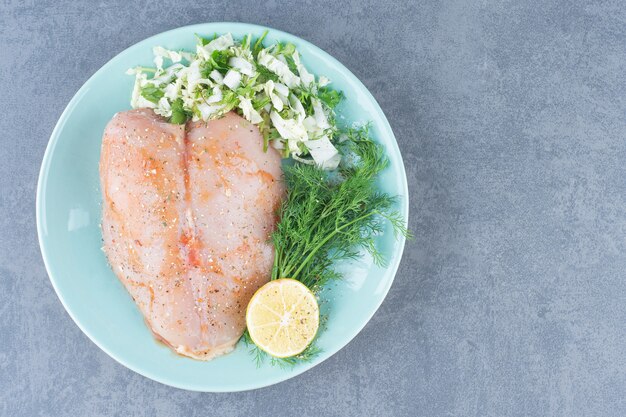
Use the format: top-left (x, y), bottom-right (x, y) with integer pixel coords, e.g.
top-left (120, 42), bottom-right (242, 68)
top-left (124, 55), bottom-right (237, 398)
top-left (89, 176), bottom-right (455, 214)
top-left (1, 0), bottom-right (625, 416)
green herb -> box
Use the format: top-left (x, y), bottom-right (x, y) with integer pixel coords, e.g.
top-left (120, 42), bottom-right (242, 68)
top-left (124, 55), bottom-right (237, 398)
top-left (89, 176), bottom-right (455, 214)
top-left (293, 89), bottom-right (312, 113)
top-left (169, 98), bottom-right (188, 124)
top-left (255, 65), bottom-right (279, 83)
top-left (200, 60), bottom-right (213, 79)
top-left (195, 34), bottom-right (208, 46)
top-left (318, 87), bottom-right (344, 109)
top-left (210, 49), bottom-right (232, 73)
top-left (271, 126), bottom-right (410, 290)
top-left (241, 330), bottom-right (322, 368)
top-left (252, 30), bottom-right (269, 58)
top-left (275, 42), bottom-right (296, 57)
top-left (196, 32), bottom-right (218, 46)
top-left (252, 95), bottom-right (271, 110)
top-left (140, 85), bottom-right (164, 104)
top-left (199, 48), bottom-right (233, 78)
top-left (219, 89), bottom-right (240, 113)
top-left (262, 127), bottom-right (281, 153)
top-left (241, 34), bottom-right (251, 50)
top-left (236, 77), bottom-right (257, 98)
top-left (285, 55), bottom-right (298, 74)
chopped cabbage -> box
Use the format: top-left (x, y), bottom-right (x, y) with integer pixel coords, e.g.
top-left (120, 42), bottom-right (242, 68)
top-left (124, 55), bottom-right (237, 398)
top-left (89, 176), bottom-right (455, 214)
top-left (128, 32), bottom-right (345, 169)
top-left (257, 49), bottom-right (301, 88)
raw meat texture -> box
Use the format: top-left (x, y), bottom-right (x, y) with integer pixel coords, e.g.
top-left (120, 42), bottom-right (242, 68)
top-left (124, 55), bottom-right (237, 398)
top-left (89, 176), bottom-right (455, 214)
top-left (100, 109), bottom-right (283, 360)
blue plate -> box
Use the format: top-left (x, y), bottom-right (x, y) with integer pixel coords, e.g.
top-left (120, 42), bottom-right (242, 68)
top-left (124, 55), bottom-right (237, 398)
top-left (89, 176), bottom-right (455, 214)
top-left (36, 22), bottom-right (408, 392)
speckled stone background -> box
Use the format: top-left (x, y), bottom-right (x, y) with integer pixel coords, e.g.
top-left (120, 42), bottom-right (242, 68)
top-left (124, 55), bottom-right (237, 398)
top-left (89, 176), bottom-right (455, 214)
top-left (1, 0), bottom-right (625, 416)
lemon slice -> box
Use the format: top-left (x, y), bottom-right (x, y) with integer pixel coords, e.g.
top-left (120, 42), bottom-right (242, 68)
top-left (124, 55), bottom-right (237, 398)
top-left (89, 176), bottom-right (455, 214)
top-left (246, 278), bottom-right (319, 358)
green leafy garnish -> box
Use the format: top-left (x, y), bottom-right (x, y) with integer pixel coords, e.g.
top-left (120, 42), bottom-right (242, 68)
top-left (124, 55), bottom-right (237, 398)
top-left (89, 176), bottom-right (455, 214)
top-left (275, 42), bottom-right (296, 56)
top-left (241, 34), bottom-right (251, 50)
top-left (318, 87), bottom-right (344, 109)
top-left (140, 85), bottom-right (164, 104)
top-left (241, 329), bottom-right (322, 368)
top-left (271, 126), bottom-right (409, 291)
top-left (169, 98), bottom-right (188, 124)
top-left (255, 65), bottom-right (279, 83)
top-left (252, 30), bottom-right (269, 58)
top-left (200, 60), bottom-right (213, 79)
top-left (209, 49), bottom-right (232, 73)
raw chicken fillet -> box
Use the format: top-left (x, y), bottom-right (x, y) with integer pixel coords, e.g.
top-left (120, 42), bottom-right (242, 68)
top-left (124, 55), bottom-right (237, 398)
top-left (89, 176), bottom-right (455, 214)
top-left (100, 109), bottom-right (283, 360)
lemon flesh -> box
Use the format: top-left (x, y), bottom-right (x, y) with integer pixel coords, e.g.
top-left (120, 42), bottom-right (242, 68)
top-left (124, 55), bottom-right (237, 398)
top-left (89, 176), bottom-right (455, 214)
top-left (246, 278), bottom-right (319, 358)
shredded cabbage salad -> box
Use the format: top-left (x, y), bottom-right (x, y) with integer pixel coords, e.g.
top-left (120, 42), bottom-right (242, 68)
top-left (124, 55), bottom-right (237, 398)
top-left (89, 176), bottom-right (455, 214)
top-left (127, 32), bottom-right (345, 169)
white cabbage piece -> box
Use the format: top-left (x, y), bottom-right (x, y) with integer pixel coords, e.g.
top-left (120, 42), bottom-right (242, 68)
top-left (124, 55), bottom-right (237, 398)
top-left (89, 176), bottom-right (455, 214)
top-left (164, 83), bottom-right (179, 101)
top-left (196, 33), bottom-right (234, 60)
top-left (223, 69), bottom-right (242, 90)
top-left (317, 76), bottom-right (330, 87)
top-left (209, 69), bottom-right (224, 84)
top-left (273, 82), bottom-right (289, 97)
top-left (186, 60), bottom-right (202, 91)
top-left (289, 94), bottom-right (306, 121)
top-left (125, 67), bottom-right (143, 75)
top-left (149, 63), bottom-right (186, 85)
top-left (153, 46), bottom-right (183, 71)
top-left (206, 86), bottom-right (223, 104)
top-left (154, 97), bottom-right (172, 117)
top-left (257, 49), bottom-right (301, 88)
top-left (292, 51), bottom-right (315, 86)
top-left (264, 80), bottom-right (284, 111)
top-left (238, 96), bottom-right (263, 124)
top-left (129, 73), bottom-right (156, 109)
top-left (197, 102), bottom-right (224, 120)
top-left (303, 116), bottom-right (323, 138)
top-left (287, 138), bottom-right (302, 154)
top-left (312, 98), bottom-right (330, 129)
top-left (304, 136), bottom-right (341, 169)
top-left (291, 155), bottom-right (316, 165)
top-left (228, 56), bottom-right (255, 76)
top-left (270, 111), bottom-right (308, 143)
top-left (271, 140), bottom-right (285, 150)
top-left (274, 83), bottom-right (289, 106)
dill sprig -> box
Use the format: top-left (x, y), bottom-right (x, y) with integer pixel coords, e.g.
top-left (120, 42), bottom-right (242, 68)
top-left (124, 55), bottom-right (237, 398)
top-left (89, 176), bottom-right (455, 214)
top-left (272, 126), bottom-right (410, 290)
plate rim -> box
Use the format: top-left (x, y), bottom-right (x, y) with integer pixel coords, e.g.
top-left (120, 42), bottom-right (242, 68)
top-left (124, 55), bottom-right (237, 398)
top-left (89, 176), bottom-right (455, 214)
top-left (36, 21), bottom-right (409, 392)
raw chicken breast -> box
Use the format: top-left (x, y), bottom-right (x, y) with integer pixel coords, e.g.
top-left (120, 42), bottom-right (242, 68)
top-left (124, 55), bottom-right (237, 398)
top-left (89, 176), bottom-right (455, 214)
top-left (100, 109), bottom-right (283, 360)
